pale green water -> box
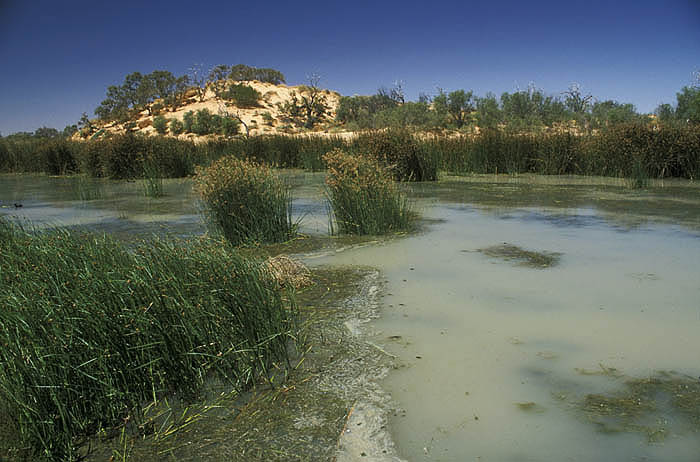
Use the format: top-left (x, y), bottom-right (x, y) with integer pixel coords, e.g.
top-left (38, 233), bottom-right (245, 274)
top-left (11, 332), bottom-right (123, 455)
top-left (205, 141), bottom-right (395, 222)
top-left (2, 172), bottom-right (700, 461)
top-left (0, 171), bottom-right (329, 239)
top-left (313, 175), bottom-right (700, 462)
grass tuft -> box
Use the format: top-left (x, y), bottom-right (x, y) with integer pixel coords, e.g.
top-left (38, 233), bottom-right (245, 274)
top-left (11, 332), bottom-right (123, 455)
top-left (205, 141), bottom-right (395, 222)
top-left (196, 156), bottom-right (296, 246)
top-left (0, 219), bottom-right (296, 461)
top-left (324, 149), bottom-right (414, 235)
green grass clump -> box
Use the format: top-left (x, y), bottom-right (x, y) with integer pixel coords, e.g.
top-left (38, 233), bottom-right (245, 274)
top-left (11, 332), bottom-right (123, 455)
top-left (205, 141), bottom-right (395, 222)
top-left (141, 160), bottom-right (164, 198)
top-left (196, 156), bottom-right (296, 245)
top-left (0, 218), bottom-right (296, 461)
top-left (352, 129), bottom-right (438, 181)
top-left (324, 149), bottom-right (413, 235)
top-left (71, 174), bottom-right (104, 201)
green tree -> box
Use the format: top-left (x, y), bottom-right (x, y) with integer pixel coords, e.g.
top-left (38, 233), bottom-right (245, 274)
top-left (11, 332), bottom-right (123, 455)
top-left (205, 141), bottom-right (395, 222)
top-left (675, 86), bottom-right (700, 123)
top-left (149, 70), bottom-right (177, 101)
top-left (591, 100), bottom-right (639, 127)
top-left (475, 93), bottom-right (502, 128)
top-left (434, 89), bottom-right (475, 128)
top-left (62, 124), bottom-right (78, 138)
top-left (33, 127), bottom-right (60, 138)
top-left (655, 103), bottom-right (676, 123)
top-left (228, 64), bottom-right (286, 84)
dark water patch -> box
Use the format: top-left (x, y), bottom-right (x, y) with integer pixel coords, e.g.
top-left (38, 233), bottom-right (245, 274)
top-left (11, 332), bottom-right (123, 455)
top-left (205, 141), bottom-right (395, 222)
top-left (470, 243), bottom-right (562, 268)
top-left (577, 371), bottom-right (700, 443)
top-left (502, 209), bottom-right (611, 230)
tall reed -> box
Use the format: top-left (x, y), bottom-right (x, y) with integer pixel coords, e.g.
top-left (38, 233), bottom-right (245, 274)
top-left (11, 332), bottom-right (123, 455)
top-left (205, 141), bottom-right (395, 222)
top-left (352, 129), bottom-right (438, 181)
top-left (142, 161), bottom-right (164, 197)
top-left (2, 125), bottom-right (698, 180)
top-left (0, 219), bottom-right (296, 461)
top-left (324, 149), bottom-right (413, 235)
top-left (196, 156), bottom-right (296, 245)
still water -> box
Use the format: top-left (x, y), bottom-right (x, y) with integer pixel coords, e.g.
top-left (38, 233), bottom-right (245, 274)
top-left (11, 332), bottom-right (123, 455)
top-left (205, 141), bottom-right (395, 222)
top-left (2, 172), bottom-right (700, 461)
top-left (315, 175), bottom-right (700, 462)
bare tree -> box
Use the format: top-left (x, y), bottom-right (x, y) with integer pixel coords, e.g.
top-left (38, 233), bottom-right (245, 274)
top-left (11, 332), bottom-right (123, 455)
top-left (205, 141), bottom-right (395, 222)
top-left (298, 74), bottom-right (329, 128)
top-left (188, 64), bottom-right (207, 102)
top-left (391, 80), bottom-right (406, 104)
top-left (217, 101), bottom-right (249, 136)
top-left (563, 83), bottom-right (593, 114)
top-left (208, 64), bottom-right (230, 99)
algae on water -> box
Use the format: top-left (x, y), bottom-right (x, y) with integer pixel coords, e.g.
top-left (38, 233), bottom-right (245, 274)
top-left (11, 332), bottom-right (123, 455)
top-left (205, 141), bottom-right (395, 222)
top-left (577, 371), bottom-right (700, 443)
top-left (470, 243), bottom-right (562, 268)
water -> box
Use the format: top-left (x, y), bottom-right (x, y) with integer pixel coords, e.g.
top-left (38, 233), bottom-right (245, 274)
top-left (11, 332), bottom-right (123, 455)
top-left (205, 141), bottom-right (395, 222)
top-left (2, 172), bottom-right (700, 461)
top-left (313, 175), bottom-right (700, 461)
top-left (0, 171), bottom-right (329, 239)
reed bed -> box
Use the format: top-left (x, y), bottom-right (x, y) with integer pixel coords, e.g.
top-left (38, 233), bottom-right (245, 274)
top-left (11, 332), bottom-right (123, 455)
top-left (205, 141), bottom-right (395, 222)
top-left (324, 149), bottom-right (413, 235)
top-left (1, 124), bottom-right (698, 180)
top-left (428, 124), bottom-right (700, 179)
top-left (0, 219), bottom-right (296, 461)
top-left (196, 156), bottom-right (296, 245)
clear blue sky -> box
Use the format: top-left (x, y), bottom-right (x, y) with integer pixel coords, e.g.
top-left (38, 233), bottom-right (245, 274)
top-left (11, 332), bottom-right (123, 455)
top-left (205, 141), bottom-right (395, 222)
top-left (1, 0), bottom-right (698, 134)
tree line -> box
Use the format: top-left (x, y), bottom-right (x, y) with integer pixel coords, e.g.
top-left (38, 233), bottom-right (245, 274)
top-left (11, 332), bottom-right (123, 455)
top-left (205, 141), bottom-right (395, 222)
top-left (336, 80), bottom-right (700, 131)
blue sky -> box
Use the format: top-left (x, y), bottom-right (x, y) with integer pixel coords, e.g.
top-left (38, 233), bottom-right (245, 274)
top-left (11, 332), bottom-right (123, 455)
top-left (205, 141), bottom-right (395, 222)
top-left (0, 0), bottom-right (698, 134)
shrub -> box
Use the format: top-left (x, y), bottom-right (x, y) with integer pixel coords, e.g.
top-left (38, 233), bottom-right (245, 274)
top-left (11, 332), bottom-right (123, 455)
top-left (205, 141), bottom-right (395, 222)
top-left (35, 139), bottom-right (79, 175)
top-left (0, 140), bottom-right (10, 171)
top-left (262, 112), bottom-right (275, 126)
top-left (170, 118), bottom-right (184, 135)
top-left (193, 109), bottom-right (214, 135)
top-left (183, 110), bottom-right (195, 133)
top-left (221, 117), bottom-right (240, 137)
top-left (352, 129), bottom-right (438, 181)
top-left (100, 133), bottom-right (144, 179)
top-left (152, 115), bottom-right (168, 134)
top-left (324, 149), bottom-right (413, 235)
top-left (196, 156), bottom-right (296, 245)
top-left (224, 83), bottom-right (262, 108)
top-left (0, 219), bottom-right (296, 460)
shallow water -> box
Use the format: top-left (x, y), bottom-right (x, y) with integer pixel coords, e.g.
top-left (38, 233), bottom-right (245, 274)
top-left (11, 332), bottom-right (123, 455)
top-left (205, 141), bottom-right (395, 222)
top-left (2, 172), bottom-right (700, 461)
top-left (313, 175), bottom-right (700, 461)
top-left (0, 171), bottom-right (329, 239)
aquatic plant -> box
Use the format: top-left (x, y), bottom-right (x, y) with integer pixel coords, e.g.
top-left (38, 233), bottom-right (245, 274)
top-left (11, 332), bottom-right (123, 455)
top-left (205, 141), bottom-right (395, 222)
top-left (71, 174), bottom-right (104, 201)
top-left (352, 129), bottom-right (438, 181)
top-left (141, 160), bottom-right (164, 197)
top-left (0, 218), bottom-right (296, 461)
top-left (196, 156), bottom-right (296, 245)
top-left (324, 149), bottom-right (413, 235)
top-left (578, 371), bottom-right (700, 443)
top-left (1, 125), bottom-right (698, 181)
top-left (474, 243), bottom-right (561, 268)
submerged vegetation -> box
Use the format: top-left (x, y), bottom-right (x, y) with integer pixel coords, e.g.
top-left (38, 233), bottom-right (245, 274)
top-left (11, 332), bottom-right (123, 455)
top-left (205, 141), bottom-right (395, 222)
top-left (196, 156), bottom-right (295, 245)
top-left (577, 371), bottom-right (700, 443)
top-left (474, 243), bottom-right (562, 268)
top-left (324, 149), bottom-right (413, 235)
top-left (0, 219), bottom-right (297, 461)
